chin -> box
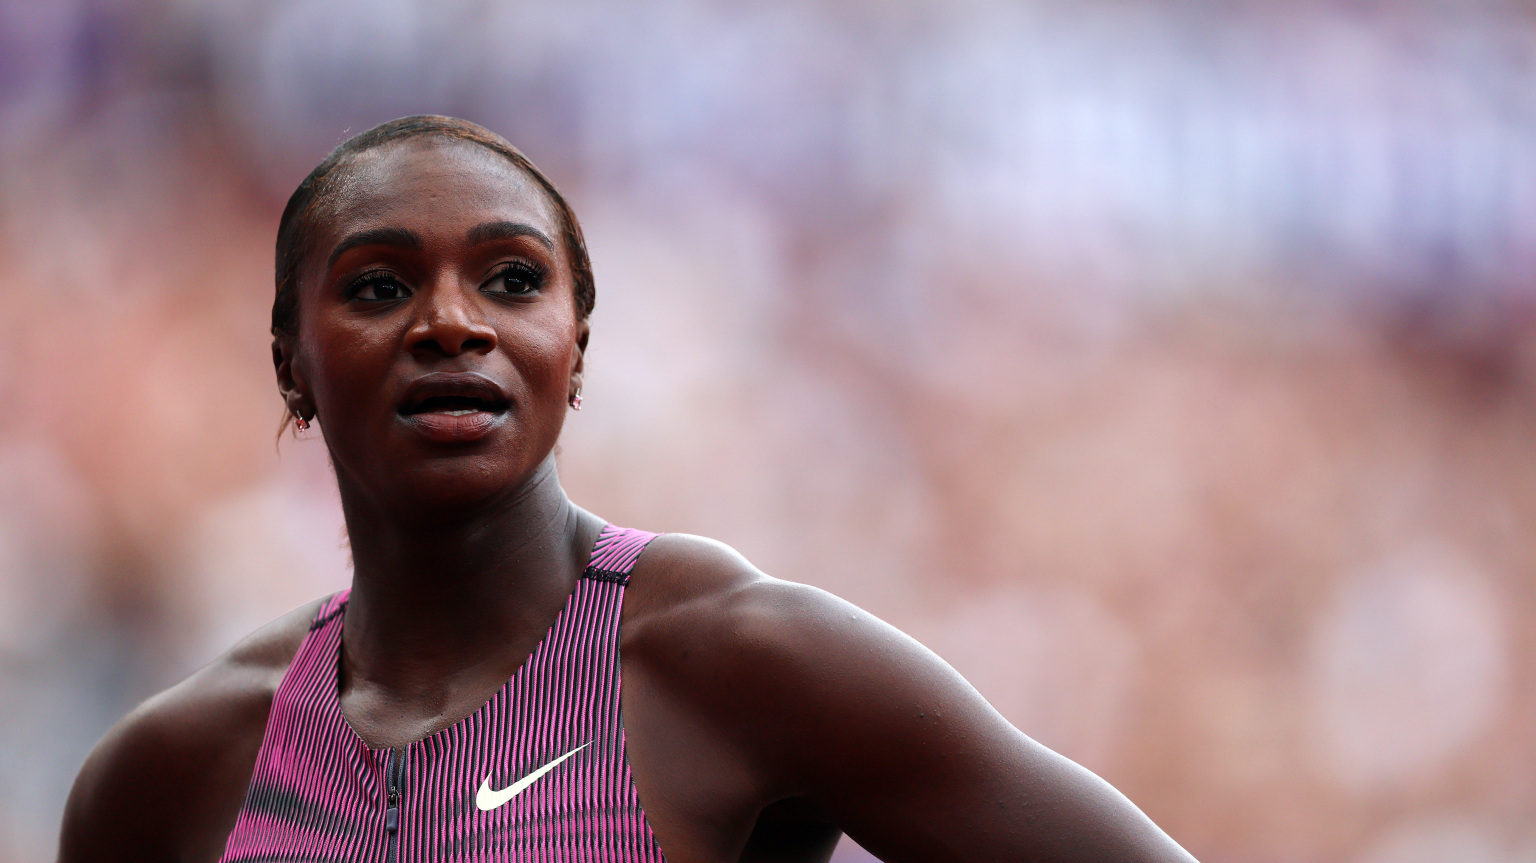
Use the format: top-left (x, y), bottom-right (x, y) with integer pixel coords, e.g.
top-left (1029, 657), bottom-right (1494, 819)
top-left (381, 455), bottom-right (536, 517)
top-left (329, 424), bottom-right (563, 522)
top-left (440, 456), bottom-right (529, 490)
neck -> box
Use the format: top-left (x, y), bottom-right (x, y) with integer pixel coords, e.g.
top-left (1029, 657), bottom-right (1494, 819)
top-left (334, 455), bottom-right (599, 690)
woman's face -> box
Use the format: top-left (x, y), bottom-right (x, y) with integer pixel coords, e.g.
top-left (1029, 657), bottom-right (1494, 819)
top-left (277, 137), bottom-right (586, 513)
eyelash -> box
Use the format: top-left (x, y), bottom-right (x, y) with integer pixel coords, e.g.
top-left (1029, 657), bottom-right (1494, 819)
top-left (345, 270), bottom-right (409, 301)
top-left (486, 260), bottom-right (548, 295)
top-left (343, 260), bottom-right (549, 302)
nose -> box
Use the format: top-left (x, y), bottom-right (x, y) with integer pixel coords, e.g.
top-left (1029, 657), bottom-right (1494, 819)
top-left (405, 280), bottom-right (497, 358)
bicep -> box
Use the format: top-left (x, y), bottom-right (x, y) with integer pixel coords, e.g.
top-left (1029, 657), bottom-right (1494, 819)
top-left (744, 587), bottom-right (1197, 863)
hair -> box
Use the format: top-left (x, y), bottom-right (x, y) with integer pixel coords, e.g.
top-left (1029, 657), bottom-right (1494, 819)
top-left (270, 115), bottom-right (594, 342)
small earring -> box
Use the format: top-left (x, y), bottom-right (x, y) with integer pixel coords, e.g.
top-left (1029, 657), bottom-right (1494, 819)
top-left (569, 389), bottom-right (583, 411)
top-left (294, 414), bottom-right (311, 432)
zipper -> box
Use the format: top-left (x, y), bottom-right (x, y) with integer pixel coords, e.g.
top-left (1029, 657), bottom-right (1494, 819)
top-left (384, 747), bottom-right (402, 863)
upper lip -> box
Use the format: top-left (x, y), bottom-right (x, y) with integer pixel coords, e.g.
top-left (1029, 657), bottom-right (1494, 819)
top-left (399, 373), bottom-right (510, 415)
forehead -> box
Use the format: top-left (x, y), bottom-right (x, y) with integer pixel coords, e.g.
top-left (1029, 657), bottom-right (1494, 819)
top-left (310, 137), bottom-right (561, 252)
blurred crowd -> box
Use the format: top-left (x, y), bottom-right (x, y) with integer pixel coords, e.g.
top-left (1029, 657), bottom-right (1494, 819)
top-left (4, 1), bottom-right (1536, 861)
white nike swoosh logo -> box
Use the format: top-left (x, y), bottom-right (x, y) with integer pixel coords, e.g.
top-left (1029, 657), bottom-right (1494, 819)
top-left (475, 742), bottom-right (592, 811)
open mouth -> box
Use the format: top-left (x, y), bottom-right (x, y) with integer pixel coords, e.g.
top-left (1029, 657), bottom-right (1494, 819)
top-left (398, 373), bottom-right (511, 417)
top-left (400, 395), bottom-right (507, 417)
top-left (397, 374), bottom-right (511, 442)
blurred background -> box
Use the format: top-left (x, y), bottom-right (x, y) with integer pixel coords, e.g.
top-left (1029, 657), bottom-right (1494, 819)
top-left (2, 0), bottom-right (1535, 860)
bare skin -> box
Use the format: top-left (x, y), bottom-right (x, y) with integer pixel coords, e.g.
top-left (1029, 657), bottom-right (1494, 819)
top-left (58, 137), bottom-right (1198, 863)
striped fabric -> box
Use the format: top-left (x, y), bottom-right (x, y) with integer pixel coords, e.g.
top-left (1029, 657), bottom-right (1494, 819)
top-left (219, 525), bottom-right (667, 862)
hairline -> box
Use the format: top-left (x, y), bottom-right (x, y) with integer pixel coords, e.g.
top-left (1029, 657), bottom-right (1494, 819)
top-left (294, 137), bottom-right (562, 286)
top-left (300, 139), bottom-right (565, 281)
top-left (272, 118), bottom-right (594, 342)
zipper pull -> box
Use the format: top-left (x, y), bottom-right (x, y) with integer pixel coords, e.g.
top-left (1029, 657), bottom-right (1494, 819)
top-left (384, 748), bottom-right (402, 863)
top-left (385, 748), bottom-right (401, 830)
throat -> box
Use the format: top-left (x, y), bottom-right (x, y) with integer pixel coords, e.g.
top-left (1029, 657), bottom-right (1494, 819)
top-left (338, 630), bottom-right (535, 749)
top-left (336, 535), bottom-right (594, 750)
top-left (331, 480), bottom-right (606, 748)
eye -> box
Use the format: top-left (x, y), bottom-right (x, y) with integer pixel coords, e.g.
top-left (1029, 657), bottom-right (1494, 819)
top-left (483, 261), bottom-right (547, 296)
top-left (349, 273), bottom-right (412, 301)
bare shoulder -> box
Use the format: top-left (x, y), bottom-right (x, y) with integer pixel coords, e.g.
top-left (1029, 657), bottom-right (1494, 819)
top-left (58, 598), bottom-right (324, 863)
top-left (623, 534), bottom-right (1198, 863)
top-left (622, 532), bottom-right (774, 625)
top-left (623, 532), bottom-right (884, 663)
top-left (623, 533), bottom-right (984, 771)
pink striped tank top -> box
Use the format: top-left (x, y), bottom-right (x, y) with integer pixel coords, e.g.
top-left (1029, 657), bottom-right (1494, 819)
top-left (219, 525), bottom-right (668, 862)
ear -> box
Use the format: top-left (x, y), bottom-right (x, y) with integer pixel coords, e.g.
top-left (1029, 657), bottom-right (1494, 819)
top-left (273, 337), bottom-right (313, 422)
top-left (569, 318), bottom-right (589, 398)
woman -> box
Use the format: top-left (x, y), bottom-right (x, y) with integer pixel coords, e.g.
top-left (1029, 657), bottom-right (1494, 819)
top-left (58, 116), bottom-right (1197, 863)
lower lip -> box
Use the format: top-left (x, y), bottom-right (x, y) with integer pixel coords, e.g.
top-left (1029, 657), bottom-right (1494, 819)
top-left (400, 410), bottom-right (506, 443)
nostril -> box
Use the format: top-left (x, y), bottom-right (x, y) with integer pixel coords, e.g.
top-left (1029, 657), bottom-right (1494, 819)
top-left (405, 303), bottom-right (497, 355)
top-left (408, 337), bottom-right (495, 357)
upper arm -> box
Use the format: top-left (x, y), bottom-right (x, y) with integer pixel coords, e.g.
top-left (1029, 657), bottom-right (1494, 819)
top-left (629, 537), bottom-right (1196, 863)
top-left (752, 587), bottom-right (1195, 862)
top-left (59, 684), bottom-right (232, 861)
top-left (58, 599), bottom-right (319, 863)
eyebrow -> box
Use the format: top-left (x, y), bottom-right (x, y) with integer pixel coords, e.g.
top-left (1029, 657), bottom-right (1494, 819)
top-left (324, 221), bottom-right (554, 271)
top-left (326, 227), bottom-right (422, 270)
top-left (466, 220), bottom-right (554, 250)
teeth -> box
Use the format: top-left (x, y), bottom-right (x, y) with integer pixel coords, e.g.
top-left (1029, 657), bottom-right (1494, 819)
top-left (443, 409), bottom-right (478, 417)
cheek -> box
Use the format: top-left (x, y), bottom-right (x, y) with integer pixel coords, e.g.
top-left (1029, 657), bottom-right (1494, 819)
top-left (503, 313), bottom-right (577, 399)
top-left (300, 319), bottom-right (399, 414)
